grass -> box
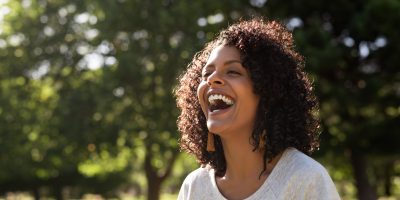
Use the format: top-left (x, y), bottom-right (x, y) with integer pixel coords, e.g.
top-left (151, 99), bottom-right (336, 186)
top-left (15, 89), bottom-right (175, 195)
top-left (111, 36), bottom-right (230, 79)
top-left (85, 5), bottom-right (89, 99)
top-left (0, 193), bottom-right (178, 200)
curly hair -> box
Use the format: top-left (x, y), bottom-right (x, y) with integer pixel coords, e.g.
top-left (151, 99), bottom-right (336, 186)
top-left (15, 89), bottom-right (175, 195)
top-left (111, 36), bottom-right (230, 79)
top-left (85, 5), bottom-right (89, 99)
top-left (175, 18), bottom-right (320, 177)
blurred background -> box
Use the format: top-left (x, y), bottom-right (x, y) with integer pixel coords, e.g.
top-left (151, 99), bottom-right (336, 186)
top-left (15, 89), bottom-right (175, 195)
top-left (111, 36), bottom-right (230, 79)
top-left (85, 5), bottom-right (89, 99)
top-left (0, 0), bottom-right (399, 200)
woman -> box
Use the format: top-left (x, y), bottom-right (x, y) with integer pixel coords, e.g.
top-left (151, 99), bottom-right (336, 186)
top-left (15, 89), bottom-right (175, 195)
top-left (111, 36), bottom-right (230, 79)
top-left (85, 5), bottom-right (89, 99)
top-left (175, 18), bottom-right (340, 200)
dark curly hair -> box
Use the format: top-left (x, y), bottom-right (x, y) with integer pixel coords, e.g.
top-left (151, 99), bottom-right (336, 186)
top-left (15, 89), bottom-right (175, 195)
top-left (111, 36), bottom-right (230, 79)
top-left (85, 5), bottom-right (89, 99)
top-left (175, 18), bottom-right (320, 177)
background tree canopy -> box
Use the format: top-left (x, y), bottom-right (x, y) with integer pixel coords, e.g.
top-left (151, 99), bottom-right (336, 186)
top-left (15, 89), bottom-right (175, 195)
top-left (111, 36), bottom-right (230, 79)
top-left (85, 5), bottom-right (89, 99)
top-left (0, 0), bottom-right (399, 200)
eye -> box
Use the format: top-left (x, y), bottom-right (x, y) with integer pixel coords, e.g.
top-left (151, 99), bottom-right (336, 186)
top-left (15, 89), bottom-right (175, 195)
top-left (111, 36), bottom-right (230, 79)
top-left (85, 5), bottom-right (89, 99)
top-left (201, 71), bottom-right (212, 79)
top-left (227, 70), bottom-right (241, 76)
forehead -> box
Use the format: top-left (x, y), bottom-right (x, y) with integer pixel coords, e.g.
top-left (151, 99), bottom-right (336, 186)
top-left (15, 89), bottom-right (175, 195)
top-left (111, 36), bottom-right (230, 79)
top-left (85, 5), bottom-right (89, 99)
top-left (205, 45), bottom-right (241, 67)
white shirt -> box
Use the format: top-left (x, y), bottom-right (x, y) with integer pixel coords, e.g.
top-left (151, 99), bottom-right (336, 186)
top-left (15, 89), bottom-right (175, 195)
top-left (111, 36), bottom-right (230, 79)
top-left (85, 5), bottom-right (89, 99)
top-left (178, 148), bottom-right (341, 200)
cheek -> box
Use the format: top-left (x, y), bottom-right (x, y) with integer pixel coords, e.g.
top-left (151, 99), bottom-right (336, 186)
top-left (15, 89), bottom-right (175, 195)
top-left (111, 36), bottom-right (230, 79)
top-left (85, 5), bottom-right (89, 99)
top-left (239, 82), bottom-right (260, 107)
top-left (197, 82), bottom-right (208, 112)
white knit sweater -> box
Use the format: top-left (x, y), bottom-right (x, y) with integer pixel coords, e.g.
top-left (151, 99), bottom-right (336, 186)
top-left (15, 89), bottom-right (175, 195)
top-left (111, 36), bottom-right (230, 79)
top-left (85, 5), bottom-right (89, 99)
top-left (178, 148), bottom-right (341, 200)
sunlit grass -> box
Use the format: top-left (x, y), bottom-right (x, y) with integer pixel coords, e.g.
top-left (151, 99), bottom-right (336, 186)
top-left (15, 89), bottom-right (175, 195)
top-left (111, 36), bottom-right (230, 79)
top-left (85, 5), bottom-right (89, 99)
top-left (122, 193), bottom-right (177, 200)
top-left (0, 193), bottom-right (178, 200)
top-left (2, 177), bottom-right (400, 200)
top-left (2, 190), bottom-right (400, 200)
top-left (160, 193), bottom-right (178, 200)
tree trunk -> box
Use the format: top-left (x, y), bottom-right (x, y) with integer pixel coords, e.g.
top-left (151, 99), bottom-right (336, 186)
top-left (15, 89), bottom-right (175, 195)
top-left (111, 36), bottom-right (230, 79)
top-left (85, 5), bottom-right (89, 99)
top-left (383, 161), bottom-right (394, 196)
top-left (32, 187), bottom-right (40, 200)
top-left (147, 177), bottom-right (162, 200)
top-left (53, 184), bottom-right (63, 200)
top-left (349, 149), bottom-right (377, 200)
top-left (144, 150), bottom-right (178, 200)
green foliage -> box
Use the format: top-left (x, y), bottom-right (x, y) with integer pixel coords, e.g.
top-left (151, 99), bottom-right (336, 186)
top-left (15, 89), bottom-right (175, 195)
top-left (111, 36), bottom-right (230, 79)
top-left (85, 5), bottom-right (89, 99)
top-left (0, 0), bottom-right (399, 199)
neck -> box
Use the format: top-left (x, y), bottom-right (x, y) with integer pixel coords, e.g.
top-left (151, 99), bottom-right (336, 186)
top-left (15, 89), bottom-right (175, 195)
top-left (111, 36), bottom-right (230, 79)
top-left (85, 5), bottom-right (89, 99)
top-left (219, 130), bottom-right (265, 180)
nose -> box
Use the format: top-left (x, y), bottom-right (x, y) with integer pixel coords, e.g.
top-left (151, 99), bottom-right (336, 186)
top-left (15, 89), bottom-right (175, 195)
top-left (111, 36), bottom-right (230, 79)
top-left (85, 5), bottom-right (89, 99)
top-left (207, 71), bottom-right (224, 86)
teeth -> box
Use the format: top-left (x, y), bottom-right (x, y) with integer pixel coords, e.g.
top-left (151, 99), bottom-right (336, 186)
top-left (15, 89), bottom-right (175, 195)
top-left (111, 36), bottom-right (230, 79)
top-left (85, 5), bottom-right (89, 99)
top-left (208, 94), bottom-right (234, 105)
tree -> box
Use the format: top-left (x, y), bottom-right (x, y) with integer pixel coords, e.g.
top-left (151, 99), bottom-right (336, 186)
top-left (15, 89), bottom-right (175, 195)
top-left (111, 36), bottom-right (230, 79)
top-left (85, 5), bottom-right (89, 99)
top-left (257, 0), bottom-right (400, 199)
top-left (0, 0), bottom-right (246, 199)
top-left (0, 0), bottom-right (138, 198)
top-left (1, 0), bottom-right (399, 199)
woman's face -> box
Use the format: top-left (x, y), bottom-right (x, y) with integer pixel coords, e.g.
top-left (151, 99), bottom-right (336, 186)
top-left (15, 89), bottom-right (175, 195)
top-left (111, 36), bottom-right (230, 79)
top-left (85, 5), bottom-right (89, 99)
top-left (197, 45), bottom-right (260, 137)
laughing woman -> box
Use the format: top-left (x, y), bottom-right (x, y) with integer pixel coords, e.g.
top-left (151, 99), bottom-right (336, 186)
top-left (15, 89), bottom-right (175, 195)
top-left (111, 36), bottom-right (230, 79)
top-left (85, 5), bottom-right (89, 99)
top-left (175, 18), bottom-right (340, 200)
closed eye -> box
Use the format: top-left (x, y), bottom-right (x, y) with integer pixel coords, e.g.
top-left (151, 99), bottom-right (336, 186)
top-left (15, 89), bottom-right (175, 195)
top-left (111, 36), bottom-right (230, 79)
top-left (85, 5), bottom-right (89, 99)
top-left (227, 70), bottom-right (241, 75)
top-left (202, 71), bottom-right (212, 79)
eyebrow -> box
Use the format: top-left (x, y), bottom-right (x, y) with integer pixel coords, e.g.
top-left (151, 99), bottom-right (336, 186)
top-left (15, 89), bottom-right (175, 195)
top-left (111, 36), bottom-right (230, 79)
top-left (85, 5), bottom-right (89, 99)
top-left (204, 60), bottom-right (242, 69)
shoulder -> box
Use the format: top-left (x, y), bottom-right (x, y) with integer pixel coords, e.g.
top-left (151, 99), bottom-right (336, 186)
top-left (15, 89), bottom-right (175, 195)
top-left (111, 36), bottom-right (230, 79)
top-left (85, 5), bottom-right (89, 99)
top-left (177, 167), bottom-right (215, 200)
top-left (284, 148), bottom-right (335, 185)
top-left (288, 148), bottom-right (330, 176)
top-left (275, 148), bottom-right (341, 199)
top-left (181, 166), bottom-right (211, 186)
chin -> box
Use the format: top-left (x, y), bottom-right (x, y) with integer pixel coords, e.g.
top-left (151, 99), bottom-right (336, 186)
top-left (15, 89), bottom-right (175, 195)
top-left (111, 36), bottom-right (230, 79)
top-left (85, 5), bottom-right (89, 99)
top-left (207, 121), bottom-right (229, 135)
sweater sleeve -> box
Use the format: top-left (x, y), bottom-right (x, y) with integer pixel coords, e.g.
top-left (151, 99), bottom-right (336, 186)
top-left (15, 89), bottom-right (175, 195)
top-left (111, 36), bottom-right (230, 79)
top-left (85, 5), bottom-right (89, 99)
top-left (177, 172), bottom-right (192, 200)
top-left (177, 167), bottom-right (216, 200)
top-left (304, 168), bottom-right (341, 200)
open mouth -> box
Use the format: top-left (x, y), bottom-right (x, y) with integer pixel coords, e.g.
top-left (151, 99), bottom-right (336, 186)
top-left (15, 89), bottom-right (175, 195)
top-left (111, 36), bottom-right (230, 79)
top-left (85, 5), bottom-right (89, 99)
top-left (208, 94), bottom-right (234, 112)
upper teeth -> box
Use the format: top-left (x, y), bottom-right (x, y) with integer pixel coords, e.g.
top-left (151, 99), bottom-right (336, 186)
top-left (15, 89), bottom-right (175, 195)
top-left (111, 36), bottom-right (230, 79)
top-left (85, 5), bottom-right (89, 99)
top-left (208, 94), bottom-right (234, 105)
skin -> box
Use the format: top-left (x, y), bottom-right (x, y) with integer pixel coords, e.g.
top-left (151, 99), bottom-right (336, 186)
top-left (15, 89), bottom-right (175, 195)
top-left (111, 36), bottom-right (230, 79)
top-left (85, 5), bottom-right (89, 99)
top-left (197, 44), bottom-right (259, 137)
top-left (197, 45), bottom-right (282, 199)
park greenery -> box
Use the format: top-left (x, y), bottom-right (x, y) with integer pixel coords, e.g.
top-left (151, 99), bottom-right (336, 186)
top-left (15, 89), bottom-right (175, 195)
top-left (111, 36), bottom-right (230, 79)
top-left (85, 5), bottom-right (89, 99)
top-left (0, 0), bottom-right (399, 199)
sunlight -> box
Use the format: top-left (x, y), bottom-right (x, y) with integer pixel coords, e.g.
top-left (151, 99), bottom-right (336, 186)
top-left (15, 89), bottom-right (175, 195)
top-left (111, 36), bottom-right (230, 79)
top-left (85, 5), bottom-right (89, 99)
top-left (0, 0), bottom-right (10, 34)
